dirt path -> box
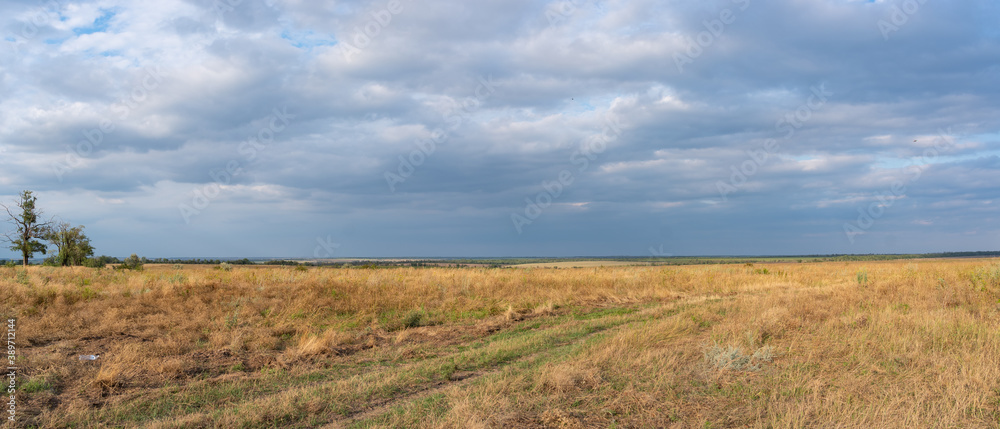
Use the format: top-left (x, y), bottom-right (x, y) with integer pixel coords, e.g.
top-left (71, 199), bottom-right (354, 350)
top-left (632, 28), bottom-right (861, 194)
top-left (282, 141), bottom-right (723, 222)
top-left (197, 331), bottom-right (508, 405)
top-left (321, 319), bottom-right (626, 428)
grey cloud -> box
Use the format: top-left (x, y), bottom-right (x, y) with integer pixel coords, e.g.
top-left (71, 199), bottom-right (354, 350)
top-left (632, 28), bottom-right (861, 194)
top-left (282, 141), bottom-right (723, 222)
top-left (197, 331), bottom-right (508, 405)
top-left (1, 0), bottom-right (998, 257)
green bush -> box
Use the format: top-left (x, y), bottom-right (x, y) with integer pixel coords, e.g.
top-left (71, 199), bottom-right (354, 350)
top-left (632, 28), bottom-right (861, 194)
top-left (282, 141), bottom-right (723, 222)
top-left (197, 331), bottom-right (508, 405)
top-left (118, 254), bottom-right (144, 271)
top-left (218, 262), bottom-right (232, 272)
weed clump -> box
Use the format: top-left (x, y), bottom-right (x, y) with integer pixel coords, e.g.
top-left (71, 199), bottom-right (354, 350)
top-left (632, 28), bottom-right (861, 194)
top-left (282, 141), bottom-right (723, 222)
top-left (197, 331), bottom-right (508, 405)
top-left (970, 263), bottom-right (1000, 290)
top-left (291, 329), bottom-right (352, 358)
top-left (15, 269), bottom-right (30, 286)
top-left (704, 342), bottom-right (773, 372)
top-left (403, 309), bottom-right (428, 328)
top-left (20, 375), bottom-right (53, 394)
top-left (533, 301), bottom-right (556, 315)
top-left (856, 269), bottom-right (869, 285)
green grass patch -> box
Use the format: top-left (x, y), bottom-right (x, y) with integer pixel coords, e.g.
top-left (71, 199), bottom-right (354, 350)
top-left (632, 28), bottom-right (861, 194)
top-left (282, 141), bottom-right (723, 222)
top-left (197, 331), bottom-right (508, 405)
top-left (20, 376), bottom-right (53, 394)
top-left (571, 306), bottom-right (638, 320)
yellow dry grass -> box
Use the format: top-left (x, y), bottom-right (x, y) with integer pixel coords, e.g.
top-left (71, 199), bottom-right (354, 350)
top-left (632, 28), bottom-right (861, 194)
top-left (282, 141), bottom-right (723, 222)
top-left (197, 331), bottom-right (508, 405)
top-left (512, 260), bottom-right (652, 268)
top-left (0, 259), bottom-right (997, 427)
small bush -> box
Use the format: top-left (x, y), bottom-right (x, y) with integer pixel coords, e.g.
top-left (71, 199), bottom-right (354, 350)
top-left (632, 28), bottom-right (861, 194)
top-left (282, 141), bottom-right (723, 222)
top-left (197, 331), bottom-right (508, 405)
top-left (218, 262), bottom-right (233, 272)
top-left (86, 255), bottom-right (119, 268)
top-left (118, 254), bottom-right (144, 271)
top-left (856, 269), bottom-right (869, 285)
top-left (294, 264), bottom-right (309, 272)
top-left (3, 260), bottom-right (15, 268)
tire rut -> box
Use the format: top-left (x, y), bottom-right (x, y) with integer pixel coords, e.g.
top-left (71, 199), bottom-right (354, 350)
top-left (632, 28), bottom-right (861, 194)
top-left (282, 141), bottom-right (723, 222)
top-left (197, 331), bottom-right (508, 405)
top-left (321, 322), bottom-right (625, 428)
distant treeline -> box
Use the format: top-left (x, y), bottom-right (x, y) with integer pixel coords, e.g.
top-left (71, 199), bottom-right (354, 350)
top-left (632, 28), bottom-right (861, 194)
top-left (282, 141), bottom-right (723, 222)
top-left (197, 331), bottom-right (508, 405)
top-left (4, 251), bottom-right (998, 268)
top-left (143, 257), bottom-right (305, 266)
top-left (1, 256), bottom-right (306, 267)
top-left (426, 251), bottom-right (1000, 266)
top-left (830, 251), bottom-right (1000, 261)
top-left (299, 251), bottom-right (1000, 268)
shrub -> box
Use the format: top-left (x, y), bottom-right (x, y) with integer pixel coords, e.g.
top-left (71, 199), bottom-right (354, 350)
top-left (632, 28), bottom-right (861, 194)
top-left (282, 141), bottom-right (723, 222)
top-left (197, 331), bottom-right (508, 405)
top-left (218, 262), bottom-right (233, 272)
top-left (118, 254), bottom-right (144, 271)
top-left (91, 255), bottom-right (120, 266)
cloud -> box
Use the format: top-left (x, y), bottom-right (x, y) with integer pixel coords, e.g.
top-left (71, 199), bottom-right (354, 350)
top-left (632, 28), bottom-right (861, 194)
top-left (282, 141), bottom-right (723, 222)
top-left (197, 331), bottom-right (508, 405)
top-left (0, 0), bottom-right (998, 257)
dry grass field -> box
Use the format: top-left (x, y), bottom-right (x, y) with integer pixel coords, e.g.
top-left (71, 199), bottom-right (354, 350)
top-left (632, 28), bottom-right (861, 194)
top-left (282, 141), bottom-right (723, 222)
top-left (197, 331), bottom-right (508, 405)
top-left (511, 261), bottom-right (654, 268)
top-left (2, 259), bottom-right (999, 428)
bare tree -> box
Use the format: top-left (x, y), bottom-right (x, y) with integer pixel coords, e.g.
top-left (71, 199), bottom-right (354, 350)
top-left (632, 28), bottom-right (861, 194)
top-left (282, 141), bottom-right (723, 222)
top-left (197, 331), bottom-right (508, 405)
top-left (1, 190), bottom-right (53, 267)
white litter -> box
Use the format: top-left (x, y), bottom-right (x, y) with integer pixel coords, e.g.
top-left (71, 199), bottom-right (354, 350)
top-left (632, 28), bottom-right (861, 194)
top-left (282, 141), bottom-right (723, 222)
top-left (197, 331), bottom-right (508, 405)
top-left (78, 354), bottom-right (100, 361)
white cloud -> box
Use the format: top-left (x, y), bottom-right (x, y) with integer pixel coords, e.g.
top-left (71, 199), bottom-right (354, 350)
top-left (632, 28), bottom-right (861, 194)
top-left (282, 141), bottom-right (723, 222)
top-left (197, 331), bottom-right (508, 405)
top-left (0, 0), bottom-right (997, 257)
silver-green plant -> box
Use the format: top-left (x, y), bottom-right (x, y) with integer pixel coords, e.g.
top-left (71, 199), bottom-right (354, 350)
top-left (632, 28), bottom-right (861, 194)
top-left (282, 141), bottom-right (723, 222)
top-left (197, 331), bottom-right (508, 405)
top-left (704, 342), bottom-right (773, 372)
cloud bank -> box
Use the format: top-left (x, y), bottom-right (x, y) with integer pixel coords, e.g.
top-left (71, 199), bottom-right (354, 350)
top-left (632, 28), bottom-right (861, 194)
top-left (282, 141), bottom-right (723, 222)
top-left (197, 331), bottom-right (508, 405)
top-left (1, 0), bottom-right (998, 257)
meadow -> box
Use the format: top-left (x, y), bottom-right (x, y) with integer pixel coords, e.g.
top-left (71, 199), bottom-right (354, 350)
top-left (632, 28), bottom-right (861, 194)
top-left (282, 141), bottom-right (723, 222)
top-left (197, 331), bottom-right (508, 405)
top-left (1, 259), bottom-right (999, 428)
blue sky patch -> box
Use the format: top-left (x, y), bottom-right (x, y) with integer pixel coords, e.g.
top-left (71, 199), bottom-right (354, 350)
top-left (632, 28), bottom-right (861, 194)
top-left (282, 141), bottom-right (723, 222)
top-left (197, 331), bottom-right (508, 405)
top-left (73, 9), bottom-right (115, 36)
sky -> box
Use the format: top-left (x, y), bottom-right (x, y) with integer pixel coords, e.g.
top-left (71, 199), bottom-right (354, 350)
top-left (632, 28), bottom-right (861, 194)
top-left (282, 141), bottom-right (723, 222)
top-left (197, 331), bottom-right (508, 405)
top-left (0, 0), bottom-right (998, 258)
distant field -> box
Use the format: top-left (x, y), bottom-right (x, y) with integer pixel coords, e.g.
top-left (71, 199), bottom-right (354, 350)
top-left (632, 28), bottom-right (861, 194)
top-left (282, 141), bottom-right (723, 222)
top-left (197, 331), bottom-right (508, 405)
top-left (140, 263), bottom-right (223, 271)
top-left (2, 259), bottom-right (999, 427)
top-left (511, 260), bottom-right (655, 268)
